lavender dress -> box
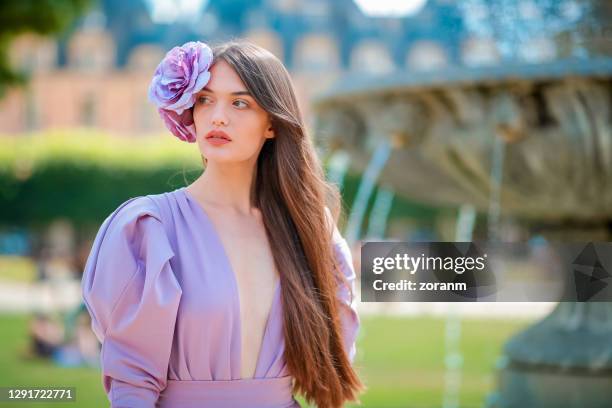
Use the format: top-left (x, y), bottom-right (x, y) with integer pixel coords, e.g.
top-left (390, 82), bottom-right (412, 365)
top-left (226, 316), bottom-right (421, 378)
top-left (81, 187), bottom-right (359, 408)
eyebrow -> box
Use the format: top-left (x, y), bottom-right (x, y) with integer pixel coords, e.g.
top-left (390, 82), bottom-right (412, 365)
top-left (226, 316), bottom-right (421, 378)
top-left (199, 86), bottom-right (252, 96)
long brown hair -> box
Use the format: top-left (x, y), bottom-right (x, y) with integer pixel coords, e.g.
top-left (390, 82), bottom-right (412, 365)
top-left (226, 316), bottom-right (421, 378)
top-left (209, 40), bottom-right (364, 406)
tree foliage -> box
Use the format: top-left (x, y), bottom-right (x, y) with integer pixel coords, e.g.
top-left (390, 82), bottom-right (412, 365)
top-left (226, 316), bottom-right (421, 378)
top-left (0, 0), bottom-right (92, 96)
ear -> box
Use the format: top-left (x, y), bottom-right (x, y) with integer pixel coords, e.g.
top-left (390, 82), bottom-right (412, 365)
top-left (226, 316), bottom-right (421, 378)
top-left (265, 122), bottom-right (275, 139)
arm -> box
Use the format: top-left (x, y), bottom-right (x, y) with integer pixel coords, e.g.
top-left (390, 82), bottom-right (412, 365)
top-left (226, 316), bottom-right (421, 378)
top-left (325, 207), bottom-right (360, 363)
top-left (81, 197), bottom-right (182, 407)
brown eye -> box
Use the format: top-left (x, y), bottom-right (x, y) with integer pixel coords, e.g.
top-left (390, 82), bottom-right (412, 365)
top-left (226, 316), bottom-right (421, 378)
top-left (234, 100), bottom-right (248, 108)
top-left (197, 96), bottom-right (210, 104)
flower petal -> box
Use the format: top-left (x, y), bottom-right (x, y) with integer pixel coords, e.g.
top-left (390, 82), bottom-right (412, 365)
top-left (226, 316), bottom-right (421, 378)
top-left (148, 41), bottom-right (213, 141)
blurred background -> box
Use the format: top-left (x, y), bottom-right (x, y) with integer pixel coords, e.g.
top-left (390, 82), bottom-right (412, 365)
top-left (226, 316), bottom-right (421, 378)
top-left (0, 0), bottom-right (610, 407)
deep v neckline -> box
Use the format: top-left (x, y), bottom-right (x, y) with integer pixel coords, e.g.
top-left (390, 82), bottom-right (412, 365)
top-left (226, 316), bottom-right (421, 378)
top-left (180, 187), bottom-right (281, 379)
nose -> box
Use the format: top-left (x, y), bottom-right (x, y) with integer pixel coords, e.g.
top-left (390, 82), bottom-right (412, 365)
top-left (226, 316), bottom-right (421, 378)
top-left (211, 103), bottom-right (228, 127)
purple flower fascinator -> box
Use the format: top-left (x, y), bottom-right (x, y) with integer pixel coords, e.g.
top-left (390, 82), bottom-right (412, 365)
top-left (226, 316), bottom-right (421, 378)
top-left (148, 41), bottom-right (213, 142)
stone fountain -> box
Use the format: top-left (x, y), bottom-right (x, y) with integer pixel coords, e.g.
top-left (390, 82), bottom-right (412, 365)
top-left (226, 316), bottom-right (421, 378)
top-left (312, 56), bottom-right (612, 407)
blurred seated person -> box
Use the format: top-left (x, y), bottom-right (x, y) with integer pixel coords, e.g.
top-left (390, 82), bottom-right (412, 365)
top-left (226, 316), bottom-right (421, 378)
top-left (28, 307), bottom-right (99, 367)
top-left (29, 312), bottom-right (63, 358)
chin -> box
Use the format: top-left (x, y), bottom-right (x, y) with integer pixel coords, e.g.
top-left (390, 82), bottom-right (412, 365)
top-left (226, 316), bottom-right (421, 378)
top-left (200, 150), bottom-right (244, 164)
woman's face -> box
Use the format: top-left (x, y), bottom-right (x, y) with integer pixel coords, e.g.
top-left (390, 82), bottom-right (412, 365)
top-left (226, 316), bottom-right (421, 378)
top-left (193, 60), bottom-right (274, 165)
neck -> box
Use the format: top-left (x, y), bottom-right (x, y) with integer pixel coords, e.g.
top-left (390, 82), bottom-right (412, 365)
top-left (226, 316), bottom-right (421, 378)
top-left (190, 159), bottom-right (258, 215)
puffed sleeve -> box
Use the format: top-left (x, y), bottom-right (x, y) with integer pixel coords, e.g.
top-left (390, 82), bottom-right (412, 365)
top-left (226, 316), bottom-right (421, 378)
top-left (326, 208), bottom-right (360, 364)
top-left (81, 196), bottom-right (182, 407)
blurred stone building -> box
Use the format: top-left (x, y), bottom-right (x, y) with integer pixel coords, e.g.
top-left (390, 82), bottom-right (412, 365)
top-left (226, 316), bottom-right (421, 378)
top-left (0, 0), bottom-right (559, 136)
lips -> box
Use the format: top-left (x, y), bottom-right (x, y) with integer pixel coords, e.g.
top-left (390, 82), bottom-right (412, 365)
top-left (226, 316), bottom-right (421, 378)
top-left (205, 130), bottom-right (232, 141)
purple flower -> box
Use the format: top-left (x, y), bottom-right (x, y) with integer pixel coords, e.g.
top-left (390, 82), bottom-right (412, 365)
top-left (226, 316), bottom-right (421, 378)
top-left (148, 41), bottom-right (213, 142)
top-left (158, 108), bottom-right (197, 143)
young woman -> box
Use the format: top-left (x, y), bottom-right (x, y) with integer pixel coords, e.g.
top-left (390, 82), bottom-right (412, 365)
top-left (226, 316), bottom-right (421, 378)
top-left (81, 40), bottom-right (364, 408)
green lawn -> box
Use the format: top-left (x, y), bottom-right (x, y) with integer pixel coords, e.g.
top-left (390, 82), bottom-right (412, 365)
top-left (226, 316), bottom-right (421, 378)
top-left (0, 313), bottom-right (532, 407)
top-left (0, 313), bottom-right (106, 407)
top-left (342, 316), bottom-right (529, 408)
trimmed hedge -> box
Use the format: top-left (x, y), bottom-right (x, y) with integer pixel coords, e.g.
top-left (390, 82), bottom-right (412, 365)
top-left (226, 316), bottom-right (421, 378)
top-left (0, 130), bottom-right (451, 233)
top-left (0, 130), bottom-right (202, 229)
